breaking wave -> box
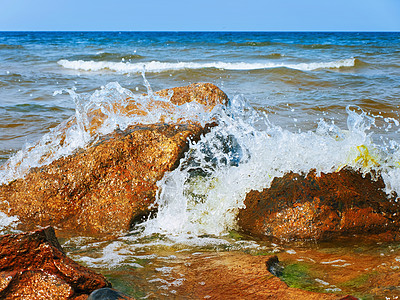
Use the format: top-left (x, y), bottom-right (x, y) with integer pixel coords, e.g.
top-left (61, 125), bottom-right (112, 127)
top-left (1, 79), bottom-right (400, 238)
top-left (58, 58), bottom-right (358, 73)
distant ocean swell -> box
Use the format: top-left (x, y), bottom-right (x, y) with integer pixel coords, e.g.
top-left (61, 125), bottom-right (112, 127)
top-left (57, 58), bottom-right (359, 73)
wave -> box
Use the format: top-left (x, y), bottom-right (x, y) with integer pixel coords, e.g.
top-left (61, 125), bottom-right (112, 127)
top-left (2, 79), bottom-right (400, 237)
top-left (226, 41), bottom-right (276, 47)
top-left (225, 41), bottom-right (359, 49)
top-left (58, 58), bottom-right (358, 73)
top-left (257, 53), bottom-right (285, 59)
top-left (0, 44), bottom-right (24, 50)
top-left (66, 52), bottom-right (145, 62)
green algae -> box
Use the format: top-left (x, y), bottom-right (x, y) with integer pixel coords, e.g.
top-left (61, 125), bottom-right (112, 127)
top-left (338, 271), bottom-right (378, 299)
top-left (279, 262), bottom-right (326, 293)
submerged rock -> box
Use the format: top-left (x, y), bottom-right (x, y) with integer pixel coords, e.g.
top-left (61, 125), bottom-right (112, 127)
top-left (238, 168), bottom-right (400, 240)
top-left (0, 83), bottom-right (227, 236)
top-left (0, 226), bottom-right (109, 299)
top-left (88, 288), bottom-right (133, 300)
top-left (169, 251), bottom-right (353, 299)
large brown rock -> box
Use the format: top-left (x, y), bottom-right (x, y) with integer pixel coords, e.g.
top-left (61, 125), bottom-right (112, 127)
top-left (238, 168), bottom-right (400, 240)
top-left (0, 123), bottom-right (211, 236)
top-left (0, 226), bottom-right (109, 299)
top-left (0, 83), bottom-right (227, 236)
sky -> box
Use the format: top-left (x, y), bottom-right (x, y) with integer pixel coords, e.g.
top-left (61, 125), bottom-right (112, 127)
top-left (0, 0), bottom-right (399, 31)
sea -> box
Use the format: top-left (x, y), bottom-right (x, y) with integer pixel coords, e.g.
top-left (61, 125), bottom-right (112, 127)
top-left (1, 31), bottom-right (400, 298)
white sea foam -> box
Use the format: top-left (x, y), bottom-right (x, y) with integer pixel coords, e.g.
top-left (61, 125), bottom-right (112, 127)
top-left (0, 81), bottom-right (213, 185)
top-left (142, 96), bottom-right (400, 237)
top-left (0, 212), bottom-right (19, 232)
top-left (58, 58), bottom-right (356, 73)
top-left (1, 79), bottom-right (400, 240)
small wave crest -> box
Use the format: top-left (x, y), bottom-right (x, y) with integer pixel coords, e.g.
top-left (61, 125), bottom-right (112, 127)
top-left (58, 58), bottom-right (358, 73)
top-left (67, 52), bottom-right (144, 62)
top-left (0, 44), bottom-right (24, 50)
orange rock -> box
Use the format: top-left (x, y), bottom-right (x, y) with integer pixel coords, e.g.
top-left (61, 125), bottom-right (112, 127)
top-left (238, 168), bottom-right (400, 240)
top-left (170, 251), bottom-right (351, 299)
top-left (0, 227), bottom-right (109, 299)
top-left (155, 82), bottom-right (228, 108)
top-left (85, 82), bottom-right (228, 135)
top-left (0, 83), bottom-right (227, 236)
top-left (0, 123), bottom-right (212, 236)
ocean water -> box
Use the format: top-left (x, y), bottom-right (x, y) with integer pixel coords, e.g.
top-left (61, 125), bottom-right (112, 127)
top-left (1, 32), bottom-right (400, 297)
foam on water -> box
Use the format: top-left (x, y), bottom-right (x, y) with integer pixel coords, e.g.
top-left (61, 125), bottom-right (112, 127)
top-left (1, 79), bottom-right (400, 240)
top-left (58, 58), bottom-right (357, 73)
top-left (0, 80), bottom-right (213, 185)
top-left (142, 98), bottom-right (400, 238)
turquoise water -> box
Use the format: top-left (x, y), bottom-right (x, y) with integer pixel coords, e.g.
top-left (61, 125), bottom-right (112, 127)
top-left (1, 32), bottom-right (400, 298)
top-left (1, 32), bottom-right (400, 163)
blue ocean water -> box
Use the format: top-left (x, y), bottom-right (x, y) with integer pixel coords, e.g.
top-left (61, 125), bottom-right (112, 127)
top-left (1, 32), bottom-right (400, 164)
top-left (1, 32), bottom-right (400, 299)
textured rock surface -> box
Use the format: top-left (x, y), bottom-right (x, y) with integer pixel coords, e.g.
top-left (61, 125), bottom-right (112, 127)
top-left (155, 82), bottom-right (228, 108)
top-left (238, 168), bottom-right (400, 240)
top-left (0, 227), bottom-right (109, 299)
top-left (171, 251), bottom-right (353, 299)
top-left (0, 83), bottom-right (227, 236)
top-left (87, 82), bottom-right (228, 134)
top-left (277, 241), bottom-right (400, 299)
top-left (0, 123), bottom-right (210, 236)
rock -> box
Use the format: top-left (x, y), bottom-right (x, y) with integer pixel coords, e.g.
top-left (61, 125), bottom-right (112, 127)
top-left (0, 226), bottom-right (109, 299)
top-left (238, 168), bottom-right (400, 240)
top-left (266, 255), bottom-right (283, 277)
top-left (0, 123), bottom-right (212, 236)
top-left (155, 82), bottom-right (228, 108)
top-left (276, 243), bottom-right (400, 299)
top-left (168, 251), bottom-right (352, 299)
top-left (88, 288), bottom-right (134, 300)
top-left (0, 83), bottom-right (227, 236)
top-left (87, 82), bottom-right (228, 135)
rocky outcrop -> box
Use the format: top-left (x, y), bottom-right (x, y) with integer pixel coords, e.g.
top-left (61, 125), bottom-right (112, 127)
top-left (238, 168), bottom-right (400, 240)
top-left (0, 123), bottom-right (211, 236)
top-left (0, 83), bottom-right (227, 236)
top-left (0, 226), bottom-right (109, 299)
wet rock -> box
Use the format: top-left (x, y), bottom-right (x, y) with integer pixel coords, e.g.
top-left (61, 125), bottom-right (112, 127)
top-left (266, 255), bottom-right (283, 277)
top-left (0, 83), bottom-right (227, 236)
top-left (155, 82), bottom-right (228, 108)
top-left (87, 82), bottom-right (228, 134)
top-left (276, 241), bottom-right (400, 299)
top-left (170, 251), bottom-right (352, 299)
top-left (238, 168), bottom-right (400, 240)
top-left (0, 123), bottom-right (212, 236)
top-left (0, 226), bottom-right (109, 299)
top-left (88, 288), bottom-right (134, 300)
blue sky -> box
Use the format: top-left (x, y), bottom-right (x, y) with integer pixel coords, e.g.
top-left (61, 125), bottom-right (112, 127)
top-left (1, 0), bottom-right (399, 31)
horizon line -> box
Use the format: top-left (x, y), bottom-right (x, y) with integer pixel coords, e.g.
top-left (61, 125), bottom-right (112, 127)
top-left (0, 30), bottom-right (399, 33)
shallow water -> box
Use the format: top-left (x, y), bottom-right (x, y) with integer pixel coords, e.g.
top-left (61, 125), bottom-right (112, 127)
top-left (1, 32), bottom-right (400, 298)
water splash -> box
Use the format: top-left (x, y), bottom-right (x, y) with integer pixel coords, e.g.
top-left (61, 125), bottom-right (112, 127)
top-left (142, 99), bottom-right (400, 238)
top-left (0, 81), bottom-right (213, 184)
top-left (1, 79), bottom-right (400, 239)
